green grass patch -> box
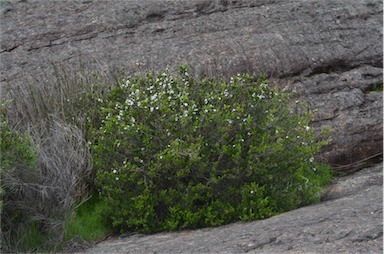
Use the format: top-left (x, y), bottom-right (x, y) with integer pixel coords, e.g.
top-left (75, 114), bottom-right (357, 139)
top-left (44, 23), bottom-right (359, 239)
top-left (64, 196), bottom-right (112, 242)
top-left (10, 222), bottom-right (46, 252)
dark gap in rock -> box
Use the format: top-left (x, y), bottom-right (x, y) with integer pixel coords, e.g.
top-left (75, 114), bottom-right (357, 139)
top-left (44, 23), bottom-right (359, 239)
top-left (307, 60), bottom-right (354, 77)
top-left (364, 83), bottom-right (383, 93)
top-left (146, 12), bottom-right (165, 22)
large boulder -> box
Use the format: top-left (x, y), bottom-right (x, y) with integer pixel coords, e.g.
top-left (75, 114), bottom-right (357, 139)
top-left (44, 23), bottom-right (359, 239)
top-left (0, 0), bottom-right (382, 169)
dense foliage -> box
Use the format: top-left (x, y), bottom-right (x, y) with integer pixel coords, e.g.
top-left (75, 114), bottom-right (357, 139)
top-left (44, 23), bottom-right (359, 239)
top-left (88, 67), bottom-right (332, 233)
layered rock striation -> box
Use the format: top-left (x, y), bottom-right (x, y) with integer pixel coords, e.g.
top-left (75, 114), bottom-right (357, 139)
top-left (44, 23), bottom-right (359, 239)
top-left (0, 0), bottom-right (382, 167)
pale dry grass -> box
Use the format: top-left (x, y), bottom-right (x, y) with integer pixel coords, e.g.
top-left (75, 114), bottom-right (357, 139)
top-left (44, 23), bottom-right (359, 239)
top-left (1, 61), bottom-right (119, 251)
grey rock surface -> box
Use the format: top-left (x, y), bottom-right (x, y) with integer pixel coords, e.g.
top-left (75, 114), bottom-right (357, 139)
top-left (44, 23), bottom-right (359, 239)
top-left (0, 0), bottom-right (382, 168)
top-left (1, 2), bottom-right (382, 253)
top-left (69, 163), bottom-right (383, 254)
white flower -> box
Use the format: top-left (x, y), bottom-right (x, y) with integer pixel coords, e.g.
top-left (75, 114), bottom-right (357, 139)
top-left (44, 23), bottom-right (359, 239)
top-left (250, 190), bottom-right (254, 194)
top-left (113, 169), bottom-right (117, 173)
top-left (151, 94), bottom-right (158, 101)
top-left (115, 177), bottom-right (119, 181)
top-left (313, 168), bottom-right (317, 171)
top-left (309, 157), bottom-right (314, 163)
top-left (257, 94), bottom-right (265, 100)
top-left (304, 125), bottom-right (310, 131)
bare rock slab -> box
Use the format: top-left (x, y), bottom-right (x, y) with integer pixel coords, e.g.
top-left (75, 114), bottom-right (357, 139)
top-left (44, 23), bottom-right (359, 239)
top-left (73, 163), bottom-right (383, 254)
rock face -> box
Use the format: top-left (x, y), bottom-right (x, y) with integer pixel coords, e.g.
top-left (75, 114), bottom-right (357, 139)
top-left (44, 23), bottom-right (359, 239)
top-left (0, 0), bottom-right (382, 168)
top-left (1, 1), bottom-right (382, 253)
top-left (66, 163), bottom-right (382, 253)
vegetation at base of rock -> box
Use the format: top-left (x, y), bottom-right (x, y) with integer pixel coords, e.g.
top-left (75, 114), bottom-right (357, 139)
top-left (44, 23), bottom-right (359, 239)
top-left (1, 66), bottom-right (97, 252)
top-left (1, 65), bottom-right (332, 251)
top-left (88, 66), bottom-right (332, 233)
top-left (1, 99), bottom-right (95, 252)
top-left (0, 101), bottom-right (42, 252)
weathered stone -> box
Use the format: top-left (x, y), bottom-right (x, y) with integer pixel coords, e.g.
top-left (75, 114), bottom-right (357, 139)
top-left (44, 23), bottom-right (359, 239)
top-left (283, 65), bottom-right (383, 168)
top-left (66, 163), bottom-right (383, 253)
top-left (0, 0), bottom-right (382, 168)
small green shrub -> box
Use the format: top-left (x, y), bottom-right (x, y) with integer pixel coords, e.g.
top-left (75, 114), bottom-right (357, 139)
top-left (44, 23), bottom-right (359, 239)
top-left (0, 101), bottom-right (41, 251)
top-left (88, 67), bottom-right (332, 233)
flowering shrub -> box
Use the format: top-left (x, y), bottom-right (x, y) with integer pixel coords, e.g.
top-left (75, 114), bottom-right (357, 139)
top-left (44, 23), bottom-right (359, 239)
top-left (88, 66), bottom-right (331, 233)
